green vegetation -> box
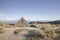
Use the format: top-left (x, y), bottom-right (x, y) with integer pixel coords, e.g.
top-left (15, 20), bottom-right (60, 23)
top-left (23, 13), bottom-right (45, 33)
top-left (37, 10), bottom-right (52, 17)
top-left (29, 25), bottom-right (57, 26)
top-left (14, 29), bottom-right (25, 34)
top-left (0, 28), bottom-right (4, 34)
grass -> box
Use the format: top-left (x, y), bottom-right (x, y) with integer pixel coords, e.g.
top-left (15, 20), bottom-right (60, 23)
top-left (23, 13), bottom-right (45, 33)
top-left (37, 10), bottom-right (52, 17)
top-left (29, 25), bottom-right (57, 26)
top-left (0, 28), bottom-right (4, 34)
top-left (14, 29), bottom-right (25, 34)
top-left (0, 22), bottom-right (60, 40)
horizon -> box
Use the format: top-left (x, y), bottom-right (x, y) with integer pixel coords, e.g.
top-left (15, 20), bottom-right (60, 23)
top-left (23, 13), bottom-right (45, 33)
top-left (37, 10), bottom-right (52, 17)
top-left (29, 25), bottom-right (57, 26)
top-left (0, 0), bottom-right (60, 21)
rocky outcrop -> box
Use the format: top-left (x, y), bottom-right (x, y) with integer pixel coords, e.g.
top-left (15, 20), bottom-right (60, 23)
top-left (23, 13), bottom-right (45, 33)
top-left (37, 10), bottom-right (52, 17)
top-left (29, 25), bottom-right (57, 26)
top-left (15, 17), bottom-right (29, 27)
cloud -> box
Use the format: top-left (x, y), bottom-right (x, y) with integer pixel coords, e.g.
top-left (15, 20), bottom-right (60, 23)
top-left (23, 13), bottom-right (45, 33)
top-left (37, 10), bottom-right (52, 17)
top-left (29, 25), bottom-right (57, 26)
top-left (0, 13), bottom-right (5, 17)
top-left (5, 18), bottom-right (18, 21)
top-left (0, 13), bottom-right (5, 20)
top-left (0, 12), bottom-right (6, 20)
top-left (0, 17), bottom-right (17, 21)
top-left (0, 12), bottom-right (18, 21)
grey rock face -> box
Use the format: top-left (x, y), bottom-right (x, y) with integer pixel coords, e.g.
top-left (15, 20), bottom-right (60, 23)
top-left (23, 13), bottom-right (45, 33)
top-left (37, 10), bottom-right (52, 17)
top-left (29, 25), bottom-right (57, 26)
top-left (15, 17), bottom-right (29, 27)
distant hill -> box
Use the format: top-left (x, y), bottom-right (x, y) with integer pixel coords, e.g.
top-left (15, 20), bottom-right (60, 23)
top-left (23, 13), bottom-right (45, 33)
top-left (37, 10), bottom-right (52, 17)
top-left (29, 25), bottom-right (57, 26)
top-left (48, 20), bottom-right (60, 24)
top-left (0, 19), bottom-right (60, 24)
top-left (29, 20), bottom-right (60, 24)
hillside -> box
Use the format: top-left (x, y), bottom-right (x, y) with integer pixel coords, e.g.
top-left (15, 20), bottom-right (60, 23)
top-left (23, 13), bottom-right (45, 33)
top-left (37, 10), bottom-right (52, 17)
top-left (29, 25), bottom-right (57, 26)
top-left (0, 18), bottom-right (60, 40)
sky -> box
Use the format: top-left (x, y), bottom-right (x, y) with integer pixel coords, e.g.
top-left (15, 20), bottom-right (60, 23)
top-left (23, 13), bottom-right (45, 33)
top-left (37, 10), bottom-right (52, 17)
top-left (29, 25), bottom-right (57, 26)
top-left (0, 0), bottom-right (60, 21)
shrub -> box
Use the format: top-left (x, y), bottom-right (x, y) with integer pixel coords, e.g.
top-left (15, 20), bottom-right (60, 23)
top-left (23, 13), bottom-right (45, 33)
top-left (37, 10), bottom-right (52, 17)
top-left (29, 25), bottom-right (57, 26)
top-left (0, 28), bottom-right (4, 34)
top-left (25, 30), bottom-right (46, 40)
top-left (14, 29), bottom-right (24, 34)
top-left (30, 25), bottom-right (37, 28)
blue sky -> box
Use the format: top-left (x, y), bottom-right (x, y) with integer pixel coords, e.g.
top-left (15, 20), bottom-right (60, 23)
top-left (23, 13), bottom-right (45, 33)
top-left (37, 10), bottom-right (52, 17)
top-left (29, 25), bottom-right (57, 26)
top-left (0, 0), bottom-right (60, 21)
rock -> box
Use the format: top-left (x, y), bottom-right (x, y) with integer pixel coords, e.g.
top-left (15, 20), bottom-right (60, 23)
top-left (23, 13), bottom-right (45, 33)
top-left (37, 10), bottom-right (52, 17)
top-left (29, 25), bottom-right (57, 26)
top-left (15, 17), bottom-right (29, 27)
